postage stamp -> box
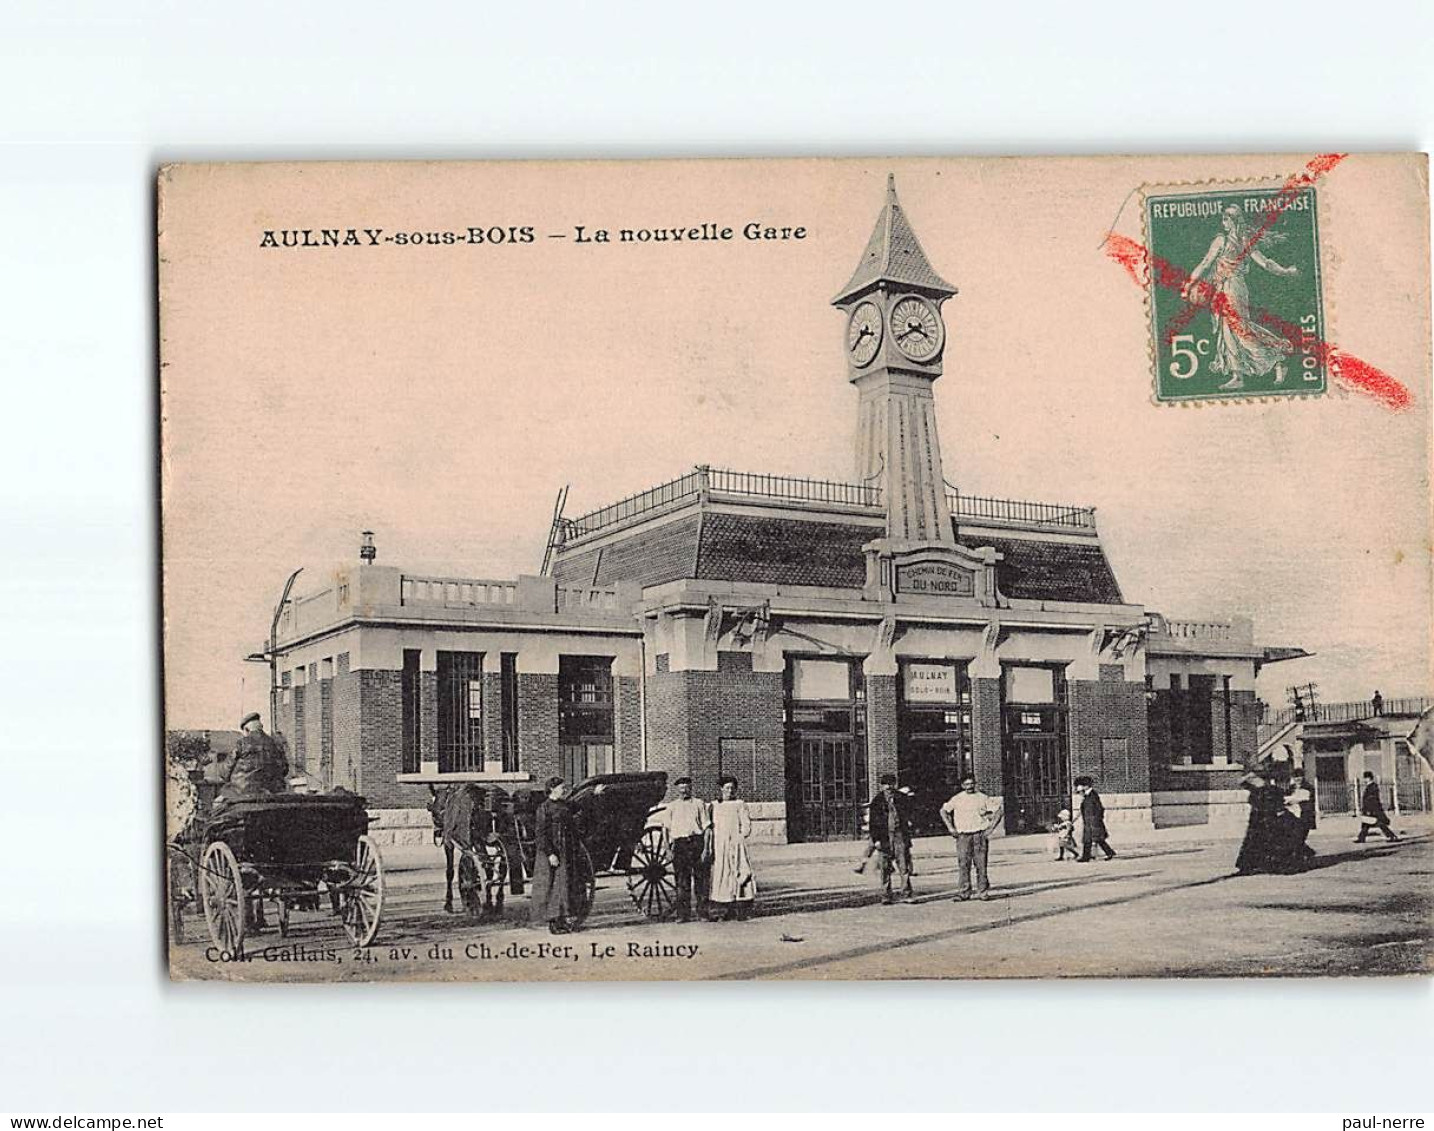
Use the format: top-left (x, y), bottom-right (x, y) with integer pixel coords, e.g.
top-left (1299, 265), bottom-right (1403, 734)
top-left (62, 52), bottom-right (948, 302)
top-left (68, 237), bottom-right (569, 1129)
top-left (1143, 184), bottom-right (1326, 403)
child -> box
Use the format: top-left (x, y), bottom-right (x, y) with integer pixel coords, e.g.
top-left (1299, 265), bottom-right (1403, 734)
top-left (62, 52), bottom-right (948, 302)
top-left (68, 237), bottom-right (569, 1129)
top-left (1049, 808), bottom-right (1079, 861)
top-left (854, 834), bottom-right (877, 874)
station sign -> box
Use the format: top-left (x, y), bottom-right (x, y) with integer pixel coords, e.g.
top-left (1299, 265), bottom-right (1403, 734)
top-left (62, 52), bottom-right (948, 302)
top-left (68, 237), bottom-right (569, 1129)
top-left (894, 560), bottom-right (974, 598)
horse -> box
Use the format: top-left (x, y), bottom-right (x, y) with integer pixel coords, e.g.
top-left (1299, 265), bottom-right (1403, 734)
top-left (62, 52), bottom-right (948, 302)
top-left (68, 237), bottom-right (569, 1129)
top-left (427, 784), bottom-right (512, 918)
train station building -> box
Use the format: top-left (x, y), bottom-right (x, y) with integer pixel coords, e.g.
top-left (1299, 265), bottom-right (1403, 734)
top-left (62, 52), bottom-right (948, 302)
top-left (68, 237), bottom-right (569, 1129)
top-left (266, 176), bottom-right (1305, 843)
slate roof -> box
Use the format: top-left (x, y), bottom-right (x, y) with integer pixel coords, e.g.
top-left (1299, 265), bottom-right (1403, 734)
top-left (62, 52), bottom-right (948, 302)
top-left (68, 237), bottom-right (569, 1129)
top-left (698, 513), bottom-right (870, 588)
top-left (553, 513), bottom-right (701, 590)
top-left (553, 511), bottom-right (1126, 605)
top-left (833, 175), bottom-right (957, 304)
top-left (965, 534), bottom-right (1124, 605)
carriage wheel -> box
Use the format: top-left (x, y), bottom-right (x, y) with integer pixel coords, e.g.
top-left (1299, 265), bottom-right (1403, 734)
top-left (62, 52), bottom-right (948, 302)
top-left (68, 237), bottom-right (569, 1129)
top-left (341, 834), bottom-right (384, 947)
top-left (200, 841), bottom-right (246, 955)
top-left (568, 844), bottom-right (597, 928)
top-left (626, 827), bottom-right (677, 920)
top-left (166, 842), bottom-right (198, 944)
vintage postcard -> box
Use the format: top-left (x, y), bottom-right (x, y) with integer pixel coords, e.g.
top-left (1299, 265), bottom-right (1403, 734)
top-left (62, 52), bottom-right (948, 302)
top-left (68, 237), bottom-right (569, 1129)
top-left (159, 154), bottom-right (1433, 982)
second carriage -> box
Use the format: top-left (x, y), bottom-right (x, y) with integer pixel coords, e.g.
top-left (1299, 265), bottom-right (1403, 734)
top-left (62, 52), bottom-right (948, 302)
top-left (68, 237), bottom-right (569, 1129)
top-left (435, 770), bottom-right (680, 924)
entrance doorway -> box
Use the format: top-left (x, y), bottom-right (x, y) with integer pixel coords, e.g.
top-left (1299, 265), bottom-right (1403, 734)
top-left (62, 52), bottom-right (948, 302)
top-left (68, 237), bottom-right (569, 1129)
top-left (784, 657), bottom-right (867, 842)
top-left (898, 659), bottom-right (973, 835)
top-left (1001, 664), bottom-right (1070, 834)
top-left (796, 736), bottom-right (862, 841)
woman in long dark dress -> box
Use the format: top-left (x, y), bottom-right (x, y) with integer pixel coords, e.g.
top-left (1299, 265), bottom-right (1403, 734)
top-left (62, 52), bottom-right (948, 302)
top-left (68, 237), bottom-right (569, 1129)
top-left (531, 776), bottom-right (579, 934)
top-left (1236, 772), bottom-right (1304, 875)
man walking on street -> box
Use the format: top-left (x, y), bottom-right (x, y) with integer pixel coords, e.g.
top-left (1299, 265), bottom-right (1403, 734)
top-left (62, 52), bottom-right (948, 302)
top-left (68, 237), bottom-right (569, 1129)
top-left (867, 773), bottom-right (915, 904)
top-left (1355, 770), bottom-right (1400, 843)
top-left (940, 775), bottom-right (1003, 901)
top-left (660, 776), bottom-right (710, 921)
top-left (1075, 776), bottom-right (1117, 861)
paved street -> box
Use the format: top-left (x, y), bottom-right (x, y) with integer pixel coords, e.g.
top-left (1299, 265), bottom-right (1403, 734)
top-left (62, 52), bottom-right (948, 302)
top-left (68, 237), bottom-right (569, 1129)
top-left (170, 816), bottom-right (1433, 982)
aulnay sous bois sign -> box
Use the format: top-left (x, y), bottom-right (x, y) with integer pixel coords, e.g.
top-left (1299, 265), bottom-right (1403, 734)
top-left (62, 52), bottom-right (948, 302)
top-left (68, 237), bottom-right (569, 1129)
top-left (905, 662), bottom-right (959, 703)
top-left (894, 561), bottom-right (974, 598)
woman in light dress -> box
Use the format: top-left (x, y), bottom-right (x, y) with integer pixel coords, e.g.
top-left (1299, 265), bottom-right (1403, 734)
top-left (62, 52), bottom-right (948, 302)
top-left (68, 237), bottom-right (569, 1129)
top-left (707, 774), bottom-right (757, 921)
top-left (1181, 203), bottom-right (1300, 391)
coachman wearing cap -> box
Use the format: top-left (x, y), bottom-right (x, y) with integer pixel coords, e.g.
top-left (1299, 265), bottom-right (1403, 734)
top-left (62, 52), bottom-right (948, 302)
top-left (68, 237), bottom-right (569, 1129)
top-left (214, 712), bottom-right (290, 799)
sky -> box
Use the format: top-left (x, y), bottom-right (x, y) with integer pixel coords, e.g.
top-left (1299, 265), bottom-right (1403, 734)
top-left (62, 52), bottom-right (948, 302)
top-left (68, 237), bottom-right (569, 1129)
top-left (159, 155), bottom-right (1432, 728)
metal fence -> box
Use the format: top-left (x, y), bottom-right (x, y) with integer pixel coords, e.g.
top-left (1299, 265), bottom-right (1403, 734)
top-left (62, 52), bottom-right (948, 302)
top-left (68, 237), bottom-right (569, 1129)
top-left (560, 464), bottom-right (1099, 539)
top-left (1315, 778), bottom-right (1431, 816)
top-left (1264, 696), bottom-right (1433, 728)
top-left (708, 467), bottom-right (882, 508)
top-left (946, 492), bottom-right (1097, 531)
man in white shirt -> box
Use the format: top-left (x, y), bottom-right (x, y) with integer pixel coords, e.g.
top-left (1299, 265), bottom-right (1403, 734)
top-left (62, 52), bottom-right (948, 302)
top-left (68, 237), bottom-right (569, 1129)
top-left (660, 776), bottom-right (711, 921)
top-left (940, 775), bottom-right (1003, 901)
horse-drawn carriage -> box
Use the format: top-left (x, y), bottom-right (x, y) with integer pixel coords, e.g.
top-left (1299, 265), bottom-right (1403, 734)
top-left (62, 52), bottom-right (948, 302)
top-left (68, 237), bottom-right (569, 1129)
top-left (167, 791), bottom-right (385, 954)
top-left (433, 770), bottom-right (679, 925)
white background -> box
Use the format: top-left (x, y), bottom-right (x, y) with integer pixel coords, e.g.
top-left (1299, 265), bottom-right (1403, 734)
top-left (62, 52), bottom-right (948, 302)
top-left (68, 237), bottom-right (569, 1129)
top-left (1, 0), bottom-right (1430, 1113)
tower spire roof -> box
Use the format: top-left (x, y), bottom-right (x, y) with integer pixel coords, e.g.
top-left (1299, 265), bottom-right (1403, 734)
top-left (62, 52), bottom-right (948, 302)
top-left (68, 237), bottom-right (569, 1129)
top-left (832, 173), bottom-right (956, 305)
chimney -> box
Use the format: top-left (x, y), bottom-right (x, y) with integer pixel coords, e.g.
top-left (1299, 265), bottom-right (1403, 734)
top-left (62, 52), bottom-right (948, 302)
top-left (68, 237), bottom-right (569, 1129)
top-left (359, 530), bottom-right (377, 563)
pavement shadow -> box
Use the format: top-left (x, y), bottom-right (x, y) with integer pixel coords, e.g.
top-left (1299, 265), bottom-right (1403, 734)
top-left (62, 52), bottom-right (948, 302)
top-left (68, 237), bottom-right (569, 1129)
top-left (715, 871), bottom-right (1240, 980)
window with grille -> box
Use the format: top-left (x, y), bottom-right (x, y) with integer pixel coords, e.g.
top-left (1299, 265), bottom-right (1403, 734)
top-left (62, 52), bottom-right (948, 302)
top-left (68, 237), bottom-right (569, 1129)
top-left (559, 655), bottom-right (615, 783)
top-left (500, 652), bottom-right (520, 773)
top-left (402, 649), bottom-right (422, 774)
top-left (437, 651), bottom-right (484, 773)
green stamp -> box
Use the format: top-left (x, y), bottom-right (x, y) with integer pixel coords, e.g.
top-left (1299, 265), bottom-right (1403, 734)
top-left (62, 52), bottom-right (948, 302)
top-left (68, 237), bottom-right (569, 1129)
top-left (1145, 185), bottom-right (1326, 402)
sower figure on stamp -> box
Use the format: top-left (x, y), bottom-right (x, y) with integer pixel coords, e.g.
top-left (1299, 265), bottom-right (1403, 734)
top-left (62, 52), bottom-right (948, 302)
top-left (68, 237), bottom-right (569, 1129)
top-left (660, 776), bottom-right (710, 922)
top-left (867, 773), bottom-right (915, 904)
top-left (1180, 203), bottom-right (1300, 391)
top-left (940, 775), bottom-right (1003, 901)
top-left (1355, 770), bottom-right (1400, 843)
top-left (1074, 776), bottom-right (1117, 862)
top-left (531, 776), bottom-right (581, 934)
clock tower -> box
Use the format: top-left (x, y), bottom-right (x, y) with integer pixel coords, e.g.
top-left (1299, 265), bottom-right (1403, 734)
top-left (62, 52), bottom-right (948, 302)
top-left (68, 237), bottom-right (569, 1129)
top-left (834, 174), bottom-right (958, 547)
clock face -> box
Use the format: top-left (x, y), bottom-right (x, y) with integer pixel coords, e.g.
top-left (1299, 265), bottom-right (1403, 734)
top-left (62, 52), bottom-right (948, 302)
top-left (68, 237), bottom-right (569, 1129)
top-left (890, 295), bottom-right (943, 361)
top-left (847, 301), bottom-right (883, 366)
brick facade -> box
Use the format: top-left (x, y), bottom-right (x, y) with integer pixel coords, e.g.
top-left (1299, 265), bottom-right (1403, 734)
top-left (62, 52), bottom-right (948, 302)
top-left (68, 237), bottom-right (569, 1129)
top-left (517, 672), bottom-right (560, 785)
top-left (865, 674), bottom-right (899, 785)
top-left (1146, 687), bottom-right (1261, 793)
top-left (971, 677), bottom-right (1003, 794)
top-left (333, 653), bottom-right (360, 793)
top-left (291, 684), bottom-right (307, 772)
top-left (419, 672), bottom-right (438, 768)
top-left (1228, 689), bottom-right (1260, 765)
top-left (644, 671), bottom-right (689, 784)
top-left (478, 671), bottom-right (500, 770)
top-left (357, 669), bottom-right (407, 809)
top-left (319, 674), bottom-right (337, 788)
top-left (1068, 679), bottom-right (1150, 795)
top-left (615, 674), bottom-right (643, 773)
top-left (643, 668), bottom-right (784, 801)
top-left (268, 608), bottom-right (1269, 845)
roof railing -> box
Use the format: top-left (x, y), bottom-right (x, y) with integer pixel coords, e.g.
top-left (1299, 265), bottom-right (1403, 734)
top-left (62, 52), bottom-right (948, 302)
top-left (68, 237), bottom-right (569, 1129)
top-left (946, 492), bottom-right (1096, 531)
top-left (560, 466), bottom-right (1097, 539)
